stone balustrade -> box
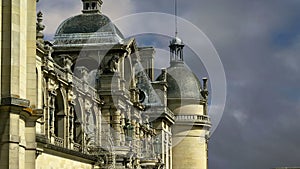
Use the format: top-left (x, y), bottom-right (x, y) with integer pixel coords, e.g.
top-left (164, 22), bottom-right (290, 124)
top-left (175, 115), bottom-right (211, 126)
top-left (53, 136), bottom-right (64, 147)
top-left (54, 66), bottom-right (66, 78)
top-left (73, 142), bottom-right (82, 152)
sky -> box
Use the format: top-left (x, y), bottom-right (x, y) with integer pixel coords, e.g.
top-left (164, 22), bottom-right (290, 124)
top-left (37, 0), bottom-right (300, 168)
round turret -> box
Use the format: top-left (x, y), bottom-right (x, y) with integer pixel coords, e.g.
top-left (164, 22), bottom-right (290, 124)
top-left (158, 35), bottom-right (210, 169)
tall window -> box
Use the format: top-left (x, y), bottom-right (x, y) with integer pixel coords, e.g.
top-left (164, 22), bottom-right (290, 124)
top-left (74, 101), bottom-right (83, 144)
top-left (54, 90), bottom-right (65, 139)
top-left (92, 2), bottom-right (96, 9)
top-left (85, 3), bottom-right (90, 10)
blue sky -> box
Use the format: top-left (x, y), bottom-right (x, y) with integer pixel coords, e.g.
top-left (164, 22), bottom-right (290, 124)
top-left (38, 0), bottom-right (300, 168)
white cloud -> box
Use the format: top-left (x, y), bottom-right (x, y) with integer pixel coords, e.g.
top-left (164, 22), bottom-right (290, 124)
top-left (274, 35), bottom-right (300, 73)
top-left (232, 110), bottom-right (248, 125)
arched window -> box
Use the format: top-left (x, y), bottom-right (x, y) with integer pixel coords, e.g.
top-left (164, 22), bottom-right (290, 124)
top-left (54, 90), bottom-right (65, 139)
top-left (124, 56), bottom-right (133, 90)
top-left (74, 100), bottom-right (83, 144)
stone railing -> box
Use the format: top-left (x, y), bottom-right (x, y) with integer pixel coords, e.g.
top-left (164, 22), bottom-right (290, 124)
top-left (54, 65), bottom-right (66, 79)
top-left (72, 76), bottom-right (100, 100)
top-left (176, 115), bottom-right (211, 125)
top-left (73, 142), bottom-right (82, 152)
top-left (88, 86), bottom-right (99, 100)
top-left (73, 76), bottom-right (83, 89)
top-left (53, 136), bottom-right (64, 147)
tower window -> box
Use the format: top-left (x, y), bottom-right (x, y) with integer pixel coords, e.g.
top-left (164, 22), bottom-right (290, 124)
top-left (92, 2), bottom-right (96, 9)
top-left (85, 3), bottom-right (90, 10)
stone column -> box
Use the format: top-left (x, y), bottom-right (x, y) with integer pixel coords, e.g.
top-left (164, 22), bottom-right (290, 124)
top-left (131, 119), bottom-right (137, 151)
top-left (119, 112), bottom-right (125, 146)
top-left (93, 104), bottom-right (101, 146)
top-left (111, 108), bottom-right (121, 146)
top-left (101, 106), bottom-right (110, 146)
top-left (135, 123), bottom-right (141, 156)
top-left (68, 102), bottom-right (75, 148)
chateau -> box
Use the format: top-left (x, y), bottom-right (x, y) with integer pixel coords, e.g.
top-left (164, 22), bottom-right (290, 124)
top-left (0, 0), bottom-right (211, 168)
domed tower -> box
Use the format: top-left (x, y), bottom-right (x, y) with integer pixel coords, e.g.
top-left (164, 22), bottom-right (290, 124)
top-left (157, 36), bottom-right (211, 169)
top-left (54, 0), bottom-right (123, 49)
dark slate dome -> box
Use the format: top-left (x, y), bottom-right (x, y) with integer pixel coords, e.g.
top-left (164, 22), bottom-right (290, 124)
top-left (157, 62), bottom-right (202, 100)
top-left (55, 13), bottom-right (123, 37)
top-left (54, 13), bottom-right (124, 46)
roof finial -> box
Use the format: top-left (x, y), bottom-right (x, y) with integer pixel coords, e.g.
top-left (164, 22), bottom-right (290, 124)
top-left (36, 11), bottom-right (45, 41)
top-left (169, 0), bottom-right (184, 64)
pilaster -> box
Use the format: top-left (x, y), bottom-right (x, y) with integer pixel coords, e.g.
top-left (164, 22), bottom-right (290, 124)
top-left (26, 0), bottom-right (37, 108)
top-left (0, 97), bottom-right (42, 169)
top-left (1, 0), bottom-right (36, 98)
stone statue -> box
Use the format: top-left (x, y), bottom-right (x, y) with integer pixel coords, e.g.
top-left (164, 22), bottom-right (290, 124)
top-left (107, 55), bottom-right (119, 72)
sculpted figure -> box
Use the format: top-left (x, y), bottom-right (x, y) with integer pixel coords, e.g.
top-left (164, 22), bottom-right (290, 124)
top-left (108, 55), bottom-right (119, 72)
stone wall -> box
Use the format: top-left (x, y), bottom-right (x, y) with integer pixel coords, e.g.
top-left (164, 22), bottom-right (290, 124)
top-left (36, 153), bottom-right (94, 169)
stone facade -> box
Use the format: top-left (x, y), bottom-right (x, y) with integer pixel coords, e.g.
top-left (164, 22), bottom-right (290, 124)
top-left (0, 0), bottom-right (211, 169)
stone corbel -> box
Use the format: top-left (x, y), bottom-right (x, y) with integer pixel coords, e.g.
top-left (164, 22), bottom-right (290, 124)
top-left (35, 148), bottom-right (43, 158)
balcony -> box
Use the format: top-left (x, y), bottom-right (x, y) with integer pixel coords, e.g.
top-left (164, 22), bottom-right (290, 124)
top-left (175, 115), bottom-right (211, 127)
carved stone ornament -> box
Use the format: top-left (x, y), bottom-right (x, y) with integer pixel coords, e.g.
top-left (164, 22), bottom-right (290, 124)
top-left (107, 55), bottom-right (119, 73)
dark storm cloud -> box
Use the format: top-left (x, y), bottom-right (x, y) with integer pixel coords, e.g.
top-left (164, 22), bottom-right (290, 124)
top-left (37, 0), bottom-right (300, 168)
top-left (133, 1), bottom-right (300, 168)
top-left (181, 1), bottom-right (300, 168)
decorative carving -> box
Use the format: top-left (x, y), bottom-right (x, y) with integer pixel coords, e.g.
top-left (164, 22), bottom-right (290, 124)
top-left (58, 54), bottom-right (73, 73)
top-left (85, 100), bottom-right (96, 146)
top-left (74, 66), bottom-right (89, 82)
top-left (201, 77), bottom-right (209, 99)
top-left (36, 11), bottom-right (45, 42)
top-left (161, 69), bottom-right (167, 82)
top-left (107, 55), bottom-right (119, 73)
top-left (95, 68), bottom-right (103, 89)
top-left (48, 94), bottom-right (56, 135)
top-left (68, 104), bottom-right (75, 142)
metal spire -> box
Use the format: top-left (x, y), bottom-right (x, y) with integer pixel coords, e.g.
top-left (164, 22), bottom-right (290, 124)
top-left (169, 0), bottom-right (184, 64)
top-left (175, 0), bottom-right (178, 37)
